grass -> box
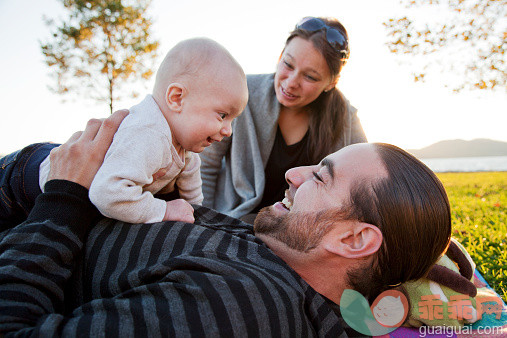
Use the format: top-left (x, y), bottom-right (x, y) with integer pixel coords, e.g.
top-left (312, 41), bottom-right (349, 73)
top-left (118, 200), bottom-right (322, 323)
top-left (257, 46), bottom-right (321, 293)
top-left (436, 171), bottom-right (507, 303)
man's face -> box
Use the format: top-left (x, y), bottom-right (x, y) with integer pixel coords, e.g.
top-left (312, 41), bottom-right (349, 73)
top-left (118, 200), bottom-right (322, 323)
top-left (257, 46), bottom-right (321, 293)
top-left (254, 143), bottom-right (387, 251)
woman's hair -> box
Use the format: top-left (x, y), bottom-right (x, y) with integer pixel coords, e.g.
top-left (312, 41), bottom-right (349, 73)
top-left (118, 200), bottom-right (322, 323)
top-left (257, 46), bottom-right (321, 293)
top-left (285, 17), bottom-right (350, 163)
top-left (345, 143), bottom-right (452, 301)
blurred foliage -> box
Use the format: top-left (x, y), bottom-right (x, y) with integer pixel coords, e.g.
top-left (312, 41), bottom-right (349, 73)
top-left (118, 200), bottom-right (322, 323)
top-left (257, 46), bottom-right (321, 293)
top-left (383, 0), bottom-right (506, 92)
top-left (437, 171), bottom-right (507, 302)
top-left (41, 0), bottom-right (160, 113)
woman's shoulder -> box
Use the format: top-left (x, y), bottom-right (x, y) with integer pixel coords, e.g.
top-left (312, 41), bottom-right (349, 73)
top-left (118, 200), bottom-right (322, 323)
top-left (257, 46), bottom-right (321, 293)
top-left (336, 88), bottom-right (358, 116)
top-left (246, 73), bottom-right (275, 90)
top-left (245, 73), bottom-right (276, 107)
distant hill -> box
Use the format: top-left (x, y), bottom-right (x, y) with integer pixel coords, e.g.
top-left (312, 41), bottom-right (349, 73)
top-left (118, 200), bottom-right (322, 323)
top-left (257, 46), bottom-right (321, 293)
top-left (407, 139), bottom-right (507, 159)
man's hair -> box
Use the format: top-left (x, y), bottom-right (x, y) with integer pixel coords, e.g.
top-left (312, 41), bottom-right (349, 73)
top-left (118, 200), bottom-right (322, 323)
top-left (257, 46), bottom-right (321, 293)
top-left (345, 143), bottom-right (451, 301)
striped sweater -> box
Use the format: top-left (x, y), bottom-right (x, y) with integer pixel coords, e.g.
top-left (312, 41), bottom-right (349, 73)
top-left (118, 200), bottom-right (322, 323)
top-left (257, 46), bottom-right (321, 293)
top-left (0, 180), bottom-right (354, 337)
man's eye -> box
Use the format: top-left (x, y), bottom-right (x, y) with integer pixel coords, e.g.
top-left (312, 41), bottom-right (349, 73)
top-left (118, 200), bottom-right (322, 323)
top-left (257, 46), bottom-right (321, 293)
top-left (313, 171), bottom-right (323, 182)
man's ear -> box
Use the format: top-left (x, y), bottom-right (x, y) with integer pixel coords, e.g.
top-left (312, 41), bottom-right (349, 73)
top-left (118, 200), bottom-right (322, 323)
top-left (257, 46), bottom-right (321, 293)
top-left (323, 222), bottom-right (382, 259)
top-left (165, 83), bottom-right (186, 112)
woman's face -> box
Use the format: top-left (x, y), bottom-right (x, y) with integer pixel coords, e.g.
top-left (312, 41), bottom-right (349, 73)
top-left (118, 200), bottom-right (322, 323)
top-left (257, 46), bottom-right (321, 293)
top-left (274, 37), bottom-right (337, 111)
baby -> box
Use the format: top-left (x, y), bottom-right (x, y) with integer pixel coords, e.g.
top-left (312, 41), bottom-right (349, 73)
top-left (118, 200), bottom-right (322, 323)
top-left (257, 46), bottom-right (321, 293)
top-left (0, 38), bottom-right (248, 226)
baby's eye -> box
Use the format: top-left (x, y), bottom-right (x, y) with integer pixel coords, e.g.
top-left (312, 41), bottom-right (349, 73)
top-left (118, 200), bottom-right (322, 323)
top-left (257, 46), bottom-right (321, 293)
top-left (218, 113), bottom-right (227, 120)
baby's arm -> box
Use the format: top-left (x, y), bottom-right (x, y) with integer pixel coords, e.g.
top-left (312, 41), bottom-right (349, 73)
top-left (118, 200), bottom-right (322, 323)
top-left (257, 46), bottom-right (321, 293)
top-left (175, 152), bottom-right (204, 205)
top-left (89, 126), bottom-right (170, 223)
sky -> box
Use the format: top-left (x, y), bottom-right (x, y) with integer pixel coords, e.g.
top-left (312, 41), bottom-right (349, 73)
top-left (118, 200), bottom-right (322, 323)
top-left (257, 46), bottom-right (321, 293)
top-left (0, 0), bottom-right (506, 154)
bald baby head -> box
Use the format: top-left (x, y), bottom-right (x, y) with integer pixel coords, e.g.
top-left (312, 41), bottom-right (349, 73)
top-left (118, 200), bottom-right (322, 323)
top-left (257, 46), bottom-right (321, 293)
top-left (153, 38), bottom-right (246, 105)
top-left (151, 38), bottom-right (248, 154)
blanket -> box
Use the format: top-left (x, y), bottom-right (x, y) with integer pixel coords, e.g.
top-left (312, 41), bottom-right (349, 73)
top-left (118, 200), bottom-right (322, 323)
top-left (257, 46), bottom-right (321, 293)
top-left (378, 270), bottom-right (507, 337)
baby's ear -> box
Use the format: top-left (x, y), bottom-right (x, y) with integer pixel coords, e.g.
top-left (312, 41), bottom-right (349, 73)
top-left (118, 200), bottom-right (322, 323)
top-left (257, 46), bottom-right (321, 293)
top-left (165, 83), bottom-right (186, 112)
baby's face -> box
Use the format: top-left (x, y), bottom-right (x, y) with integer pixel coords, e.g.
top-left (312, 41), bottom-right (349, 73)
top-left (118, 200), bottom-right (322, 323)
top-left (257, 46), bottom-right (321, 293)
top-left (172, 68), bottom-right (248, 153)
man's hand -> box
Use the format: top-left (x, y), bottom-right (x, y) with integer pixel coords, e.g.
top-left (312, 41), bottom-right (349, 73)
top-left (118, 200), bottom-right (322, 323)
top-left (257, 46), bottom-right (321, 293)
top-left (163, 199), bottom-right (195, 223)
top-left (48, 110), bottom-right (129, 189)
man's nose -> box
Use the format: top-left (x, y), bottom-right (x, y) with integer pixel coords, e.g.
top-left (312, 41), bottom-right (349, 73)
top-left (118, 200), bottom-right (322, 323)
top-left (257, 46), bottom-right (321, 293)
top-left (285, 165), bottom-right (314, 188)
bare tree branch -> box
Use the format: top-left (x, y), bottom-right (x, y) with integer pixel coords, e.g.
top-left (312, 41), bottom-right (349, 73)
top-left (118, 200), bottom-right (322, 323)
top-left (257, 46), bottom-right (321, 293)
top-left (383, 0), bottom-right (506, 92)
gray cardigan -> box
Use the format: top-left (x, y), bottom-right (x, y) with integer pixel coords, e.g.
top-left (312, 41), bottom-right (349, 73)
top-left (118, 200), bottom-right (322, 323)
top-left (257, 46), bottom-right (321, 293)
top-left (199, 73), bottom-right (367, 218)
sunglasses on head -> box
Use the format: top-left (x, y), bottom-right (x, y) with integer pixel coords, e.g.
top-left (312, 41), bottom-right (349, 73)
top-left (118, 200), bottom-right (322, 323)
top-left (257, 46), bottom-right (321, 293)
top-left (296, 17), bottom-right (350, 61)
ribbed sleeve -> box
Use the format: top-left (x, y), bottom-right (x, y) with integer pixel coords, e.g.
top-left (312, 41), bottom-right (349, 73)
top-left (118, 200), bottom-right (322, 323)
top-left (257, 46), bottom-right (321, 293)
top-left (0, 180), bottom-right (97, 336)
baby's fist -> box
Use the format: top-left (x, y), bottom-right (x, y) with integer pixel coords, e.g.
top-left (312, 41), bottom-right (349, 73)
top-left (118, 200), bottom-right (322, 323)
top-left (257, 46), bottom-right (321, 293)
top-left (163, 199), bottom-right (195, 223)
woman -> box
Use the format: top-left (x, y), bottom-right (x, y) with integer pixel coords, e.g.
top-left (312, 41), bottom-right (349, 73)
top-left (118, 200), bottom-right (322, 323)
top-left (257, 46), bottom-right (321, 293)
top-left (200, 17), bottom-right (367, 220)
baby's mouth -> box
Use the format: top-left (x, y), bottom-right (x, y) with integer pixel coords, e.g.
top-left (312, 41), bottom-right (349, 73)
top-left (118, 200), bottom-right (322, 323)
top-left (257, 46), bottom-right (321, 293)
top-left (207, 136), bottom-right (222, 144)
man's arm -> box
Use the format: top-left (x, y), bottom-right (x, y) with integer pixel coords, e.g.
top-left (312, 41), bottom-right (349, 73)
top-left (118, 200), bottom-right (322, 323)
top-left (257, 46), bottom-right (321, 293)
top-left (0, 110), bottom-right (127, 336)
top-left (47, 111), bottom-right (129, 189)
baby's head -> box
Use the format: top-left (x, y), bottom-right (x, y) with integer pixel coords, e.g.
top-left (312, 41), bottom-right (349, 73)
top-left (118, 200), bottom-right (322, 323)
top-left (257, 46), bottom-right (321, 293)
top-left (153, 38), bottom-right (248, 153)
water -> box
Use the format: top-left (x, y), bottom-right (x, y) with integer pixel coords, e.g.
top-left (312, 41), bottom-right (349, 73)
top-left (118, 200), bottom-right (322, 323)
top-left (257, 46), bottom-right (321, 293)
top-left (1, 154), bottom-right (505, 173)
top-left (420, 156), bottom-right (507, 173)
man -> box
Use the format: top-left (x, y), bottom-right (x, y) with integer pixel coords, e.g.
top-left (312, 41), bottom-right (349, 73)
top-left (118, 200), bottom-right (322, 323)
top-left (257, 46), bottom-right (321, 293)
top-left (0, 111), bottom-right (451, 337)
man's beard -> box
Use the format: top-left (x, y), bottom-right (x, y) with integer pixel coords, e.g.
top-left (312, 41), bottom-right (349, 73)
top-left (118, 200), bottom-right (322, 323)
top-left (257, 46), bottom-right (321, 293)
top-left (253, 206), bottom-right (335, 252)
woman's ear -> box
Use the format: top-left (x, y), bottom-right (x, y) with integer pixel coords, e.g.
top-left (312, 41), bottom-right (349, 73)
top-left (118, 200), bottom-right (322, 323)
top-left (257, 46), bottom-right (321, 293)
top-left (165, 83), bottom-right (186, 112)
top-left (324, 76), bottom-right (340, 92)
top-left (323, 221), bottom-right (382, 259)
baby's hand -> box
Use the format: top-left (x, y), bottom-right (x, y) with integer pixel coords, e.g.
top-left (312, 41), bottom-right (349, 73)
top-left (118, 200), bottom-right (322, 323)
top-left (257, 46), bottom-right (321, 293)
top-left (163, 199), bottom-right (195, 223)
top-left (152, 168), bottom-right (167, 181)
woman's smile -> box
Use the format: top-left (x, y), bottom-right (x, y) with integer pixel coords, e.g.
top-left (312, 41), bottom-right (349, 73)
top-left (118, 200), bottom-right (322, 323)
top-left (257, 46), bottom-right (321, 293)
top-left (280, 86), bottom-right (298, 99)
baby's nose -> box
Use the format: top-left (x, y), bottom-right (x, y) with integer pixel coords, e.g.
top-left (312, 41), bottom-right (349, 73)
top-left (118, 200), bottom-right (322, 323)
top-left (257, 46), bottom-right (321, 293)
top-left (221, 122), bottom-right (232, 137)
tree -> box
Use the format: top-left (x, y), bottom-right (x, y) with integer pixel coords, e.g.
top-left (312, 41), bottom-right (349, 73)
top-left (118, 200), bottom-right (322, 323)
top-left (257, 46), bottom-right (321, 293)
top-left (41, 0), bottom-right (160, 113)
top-left (383, 0), bottom-right (506, 92)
